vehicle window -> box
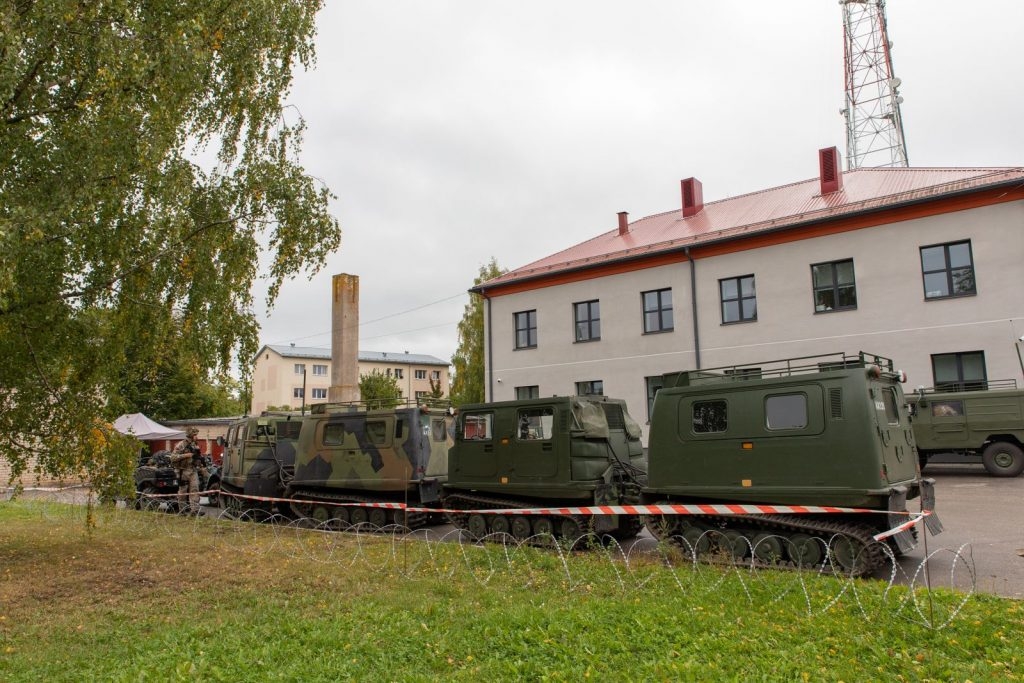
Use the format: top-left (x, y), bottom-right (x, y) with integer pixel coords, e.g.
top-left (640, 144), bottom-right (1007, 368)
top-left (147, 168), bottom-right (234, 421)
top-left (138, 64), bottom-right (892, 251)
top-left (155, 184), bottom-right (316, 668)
top-left (517, 407), bottom-right (554, 440)
top-left (431, 419), bottom-right (447, 441)
top-left (323, 423), bottom-right (347, 446)
top-left (461, 413), bottom-right (493, 441)
top-left (931, 400), bottom-right (963, 417)
top-left (366, 421), bottom-right (387, 445)
top-left (693, 400), bottom-right (727, 433)
top-left (881, 389), bottom-right (900, 425)
top-left (766, 394), bottom-right (808, 430)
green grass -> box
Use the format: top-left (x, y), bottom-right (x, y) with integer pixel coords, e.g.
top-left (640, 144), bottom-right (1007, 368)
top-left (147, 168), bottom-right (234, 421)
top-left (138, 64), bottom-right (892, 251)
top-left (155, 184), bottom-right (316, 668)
top-left (0, 501), bottom-right (1020, 682)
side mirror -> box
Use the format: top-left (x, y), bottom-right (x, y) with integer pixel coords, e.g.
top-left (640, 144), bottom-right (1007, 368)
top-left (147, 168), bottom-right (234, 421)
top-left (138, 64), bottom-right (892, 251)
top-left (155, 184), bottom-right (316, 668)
top-left (915, 386), bottom-right (927, 407)
top-left (216, 436), bottom-right (226, 447)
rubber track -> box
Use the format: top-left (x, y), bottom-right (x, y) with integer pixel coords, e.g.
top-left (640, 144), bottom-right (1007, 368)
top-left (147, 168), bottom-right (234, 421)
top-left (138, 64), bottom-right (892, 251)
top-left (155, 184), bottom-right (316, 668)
top-left (645, 512), bottom-right (889, 577)
top-left (442, 491), bottom-right (641, 546)
top-left (289, 488), bottom-right (430, 530)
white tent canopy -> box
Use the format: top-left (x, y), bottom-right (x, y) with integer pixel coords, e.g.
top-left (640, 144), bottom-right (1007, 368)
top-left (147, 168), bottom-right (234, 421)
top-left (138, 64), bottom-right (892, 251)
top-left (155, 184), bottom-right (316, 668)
top-left (113, 413), bottom-right (185, 441)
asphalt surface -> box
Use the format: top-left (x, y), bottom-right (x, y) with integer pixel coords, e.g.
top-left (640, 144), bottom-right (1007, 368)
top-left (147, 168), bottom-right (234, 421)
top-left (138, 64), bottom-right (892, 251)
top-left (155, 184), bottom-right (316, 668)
top-left (906, 463), bottom-right (1024, 599)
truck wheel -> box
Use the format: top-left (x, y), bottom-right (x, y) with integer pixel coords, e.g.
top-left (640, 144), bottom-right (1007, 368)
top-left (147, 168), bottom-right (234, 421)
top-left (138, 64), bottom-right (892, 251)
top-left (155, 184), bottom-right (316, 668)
top-left (981, 442), bottom-right (1024, 477)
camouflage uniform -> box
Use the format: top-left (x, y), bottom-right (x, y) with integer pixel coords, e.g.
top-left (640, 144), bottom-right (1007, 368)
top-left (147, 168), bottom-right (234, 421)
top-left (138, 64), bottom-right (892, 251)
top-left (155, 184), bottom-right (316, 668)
top-left (171, 427), bottom-right (202, 514)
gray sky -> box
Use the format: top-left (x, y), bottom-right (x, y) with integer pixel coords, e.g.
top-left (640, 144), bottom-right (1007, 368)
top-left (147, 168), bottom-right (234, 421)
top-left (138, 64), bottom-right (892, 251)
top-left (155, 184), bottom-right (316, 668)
top-left (252, 0), bottom-right (1024, 364)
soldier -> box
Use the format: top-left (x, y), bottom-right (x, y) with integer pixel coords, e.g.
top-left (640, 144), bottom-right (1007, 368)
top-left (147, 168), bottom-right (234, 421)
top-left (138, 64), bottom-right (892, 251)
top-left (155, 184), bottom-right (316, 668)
top-left (171, 426), bottom-right (203, 516)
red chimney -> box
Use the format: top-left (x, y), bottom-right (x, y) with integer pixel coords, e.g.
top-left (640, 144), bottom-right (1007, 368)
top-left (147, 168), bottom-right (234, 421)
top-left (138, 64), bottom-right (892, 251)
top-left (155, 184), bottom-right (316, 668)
top-left (819, 146), bottom-right (843, 194)
top-left (681, 177), bottom-right (703, 218)
top-left (617, 211), bottom-right (629, 235)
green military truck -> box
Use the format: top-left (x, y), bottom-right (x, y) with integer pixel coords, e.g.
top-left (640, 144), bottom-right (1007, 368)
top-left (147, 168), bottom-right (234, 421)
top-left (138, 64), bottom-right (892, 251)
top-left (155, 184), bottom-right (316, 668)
top-left (909, 381), bottom-right (1024, 477)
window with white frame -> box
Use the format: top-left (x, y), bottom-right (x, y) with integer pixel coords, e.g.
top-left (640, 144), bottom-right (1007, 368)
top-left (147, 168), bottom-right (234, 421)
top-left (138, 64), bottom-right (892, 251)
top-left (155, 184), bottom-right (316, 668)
top-left (312, 364), bottom-right (328, 376)
top-left (311, 388), bottom-right (327, 399)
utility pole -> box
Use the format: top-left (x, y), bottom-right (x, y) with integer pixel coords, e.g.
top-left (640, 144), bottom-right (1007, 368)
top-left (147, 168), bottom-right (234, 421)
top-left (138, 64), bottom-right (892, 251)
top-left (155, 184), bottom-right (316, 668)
top-left (841, 0), bottom-right (909, 170)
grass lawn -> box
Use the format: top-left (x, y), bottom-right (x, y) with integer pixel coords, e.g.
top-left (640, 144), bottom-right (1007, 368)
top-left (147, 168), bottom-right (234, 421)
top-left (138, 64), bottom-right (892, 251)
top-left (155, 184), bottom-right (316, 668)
top-left (0, 501), bottom-right (1020, 682)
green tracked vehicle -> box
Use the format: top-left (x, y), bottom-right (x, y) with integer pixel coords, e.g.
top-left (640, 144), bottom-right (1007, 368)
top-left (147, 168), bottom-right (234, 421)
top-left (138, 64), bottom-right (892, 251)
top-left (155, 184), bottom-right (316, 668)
top-left (443, 395), bottom-right (648, 542)
top-left (642, 351), bottom-right (942, 576)
top-left (909, 381), bottom-right (1024, 477)
top-left (284, 399), bottom-right (453, 528)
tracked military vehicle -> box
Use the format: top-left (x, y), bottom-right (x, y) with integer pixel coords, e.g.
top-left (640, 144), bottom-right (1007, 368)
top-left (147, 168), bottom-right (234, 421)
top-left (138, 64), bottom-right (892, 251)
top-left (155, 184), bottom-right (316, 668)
top-left (283, 399), bottom-right (452, 528)
top-left (909, 381), bottom-right (1024, 477)
top-left (219, 414), bottom-right (303, 519)
top-left (642, 352), bottom-right (942, 575)
top-left (442, 395), bottom-right (647, 542)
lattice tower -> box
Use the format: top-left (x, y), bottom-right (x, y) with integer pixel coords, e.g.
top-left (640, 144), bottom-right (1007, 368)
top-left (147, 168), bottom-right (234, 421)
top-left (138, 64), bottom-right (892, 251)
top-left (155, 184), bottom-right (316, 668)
top-left (841, 0), bottom-right (909, 170)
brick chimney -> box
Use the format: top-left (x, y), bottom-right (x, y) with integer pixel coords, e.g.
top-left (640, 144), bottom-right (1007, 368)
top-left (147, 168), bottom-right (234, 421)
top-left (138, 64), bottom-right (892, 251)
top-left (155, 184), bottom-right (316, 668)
top-left (330, 273), bottom-right (360, 403)
top-left (681, 177), bottom-right (703, 218)
top-left (617, 211), bottom-right (629, 235)
top-left (818, 146), bottom-right (843, 195)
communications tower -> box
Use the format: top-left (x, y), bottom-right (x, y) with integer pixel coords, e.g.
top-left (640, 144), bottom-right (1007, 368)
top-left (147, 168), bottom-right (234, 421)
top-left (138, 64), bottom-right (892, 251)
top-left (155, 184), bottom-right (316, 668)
top-left (841, 0), bottom-right (909, 170)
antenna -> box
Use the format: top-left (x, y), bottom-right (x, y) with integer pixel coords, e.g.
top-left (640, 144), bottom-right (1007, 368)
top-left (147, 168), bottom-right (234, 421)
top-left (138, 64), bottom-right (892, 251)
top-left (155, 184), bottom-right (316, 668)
top-left (841, 0), bottom-right (909, 170)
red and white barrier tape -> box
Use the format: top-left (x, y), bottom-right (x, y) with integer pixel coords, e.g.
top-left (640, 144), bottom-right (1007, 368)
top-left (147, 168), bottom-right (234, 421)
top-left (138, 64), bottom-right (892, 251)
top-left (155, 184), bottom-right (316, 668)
top-left (206, 490), bottom-right (933, 540)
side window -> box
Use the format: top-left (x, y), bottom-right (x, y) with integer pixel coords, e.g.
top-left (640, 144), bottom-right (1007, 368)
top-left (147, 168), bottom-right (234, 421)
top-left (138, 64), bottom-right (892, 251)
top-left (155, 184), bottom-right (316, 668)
top-left (517, 407), bottom-right (554, 440)
top-left (811, 259), bottom-right (857, 312)
top-left (323, 423), bottom-right (346, 446)
top-left (514, 310), bottom-right (538, 349)
top-left (461, 413), bottom-right (493, 441)
top-left (431, 419), bottom-right (447, 441)
top-left (719, 275), bottom-right (757, 323)
top-left (881, 389), bottom-right (900, 426)
top-left (693, 400), bottom-right (728, 433)
top-left (765, 394), bottom-right (808, 430)
top-left (920, 240), bottom-right (976, 300)
top-left (931, 400), bottom-right (963, 417)
top-left (366, 420), bottom-right (387, 445)
top-left (932, 351), bottom-right (987, 391)
top-left (515, 385), bottom-right (540, 400)
top-left (642, 288), bottom-right (674, 333)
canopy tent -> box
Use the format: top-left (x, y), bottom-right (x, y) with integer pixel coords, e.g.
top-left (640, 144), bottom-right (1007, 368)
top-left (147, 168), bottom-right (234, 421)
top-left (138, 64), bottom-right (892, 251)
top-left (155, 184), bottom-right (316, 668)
top-left (113, 413), bottom-right (185, 441)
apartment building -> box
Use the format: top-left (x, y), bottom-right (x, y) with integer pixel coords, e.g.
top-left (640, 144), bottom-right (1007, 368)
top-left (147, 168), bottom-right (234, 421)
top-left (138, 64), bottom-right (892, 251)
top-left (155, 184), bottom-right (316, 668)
top-left (473, 147), bottom-right (1024, 442)
top-left (250, 344), bottom-right (449, 414)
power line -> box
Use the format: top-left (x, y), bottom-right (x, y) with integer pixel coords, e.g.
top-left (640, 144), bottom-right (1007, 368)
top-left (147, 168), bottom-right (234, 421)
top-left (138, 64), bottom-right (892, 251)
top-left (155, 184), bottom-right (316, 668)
top-left (264, 291), bottom-right (469, 347)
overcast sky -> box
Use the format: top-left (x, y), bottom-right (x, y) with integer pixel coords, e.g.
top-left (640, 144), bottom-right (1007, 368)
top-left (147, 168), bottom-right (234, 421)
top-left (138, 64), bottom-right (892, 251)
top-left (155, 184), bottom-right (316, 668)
top-left (251, 0), bottom-right (1024, 364)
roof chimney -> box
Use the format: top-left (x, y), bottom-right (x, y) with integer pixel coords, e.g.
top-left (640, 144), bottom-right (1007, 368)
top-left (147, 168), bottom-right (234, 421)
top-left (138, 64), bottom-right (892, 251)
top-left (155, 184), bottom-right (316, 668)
top-left (818, 146), bottom-right (843, 194)
top-left (681, 177), bottom-right (703, 218)
top-left (617, 211), bottom-right (629, 235)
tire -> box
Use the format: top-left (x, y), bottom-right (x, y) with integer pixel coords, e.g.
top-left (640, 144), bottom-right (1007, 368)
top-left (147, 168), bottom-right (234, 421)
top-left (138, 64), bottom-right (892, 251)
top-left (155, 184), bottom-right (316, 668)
top-left (981, 442), bottom-right (1024, 477)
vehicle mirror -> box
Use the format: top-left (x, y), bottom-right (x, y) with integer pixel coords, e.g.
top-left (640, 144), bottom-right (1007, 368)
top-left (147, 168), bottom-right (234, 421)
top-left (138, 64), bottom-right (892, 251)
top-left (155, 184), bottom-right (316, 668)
top-left (216, 436), bottom-right (226, 447)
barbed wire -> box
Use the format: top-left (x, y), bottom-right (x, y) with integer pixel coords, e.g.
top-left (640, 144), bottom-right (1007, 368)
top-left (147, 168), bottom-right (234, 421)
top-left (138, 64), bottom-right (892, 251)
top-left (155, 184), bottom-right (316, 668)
top-left (2, 487), bottom-right (978, 630)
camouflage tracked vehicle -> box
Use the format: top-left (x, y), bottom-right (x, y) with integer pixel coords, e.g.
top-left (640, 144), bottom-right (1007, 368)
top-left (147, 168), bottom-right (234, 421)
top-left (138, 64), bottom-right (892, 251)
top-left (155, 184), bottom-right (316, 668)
top-left (642, 352), bottom-right (942, 576)
top-left (283, 399), bottom-right (452, 528)
top-left (219, 414), bottom-right (304, 519)
top-left (443, 395), bottom-right (647, 542)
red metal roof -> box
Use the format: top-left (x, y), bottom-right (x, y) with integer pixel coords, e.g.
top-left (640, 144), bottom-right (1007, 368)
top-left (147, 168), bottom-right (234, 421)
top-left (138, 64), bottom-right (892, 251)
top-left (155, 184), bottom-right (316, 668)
top-left (480, 166), bottom-right (1024, 291)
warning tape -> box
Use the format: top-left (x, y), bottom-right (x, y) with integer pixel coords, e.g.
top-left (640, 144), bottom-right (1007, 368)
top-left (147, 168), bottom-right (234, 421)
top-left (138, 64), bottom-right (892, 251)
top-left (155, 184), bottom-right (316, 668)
top-left (208, 491), bottom-right (933, 541)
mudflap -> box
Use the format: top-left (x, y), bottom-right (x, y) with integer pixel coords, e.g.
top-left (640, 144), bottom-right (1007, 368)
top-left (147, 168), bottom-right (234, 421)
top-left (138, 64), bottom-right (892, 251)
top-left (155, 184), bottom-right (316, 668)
top-left (887, 486), bottom-right (916, 554)
top-left (418, 478), bottom-right (442, 504)
top-left (920, 477), bottom-right (943, 536)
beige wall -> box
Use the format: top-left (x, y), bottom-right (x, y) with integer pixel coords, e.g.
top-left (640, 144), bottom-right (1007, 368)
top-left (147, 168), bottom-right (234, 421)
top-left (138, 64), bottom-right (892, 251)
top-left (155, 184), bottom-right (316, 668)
top-left (252, 351), bottom-right (333, 415)
top-left (359, 359), bottom-right (449, 402)
top-left (251, 350), bottom-right (449, 414)
top-left (486, 200), bottom-right (1024, 443)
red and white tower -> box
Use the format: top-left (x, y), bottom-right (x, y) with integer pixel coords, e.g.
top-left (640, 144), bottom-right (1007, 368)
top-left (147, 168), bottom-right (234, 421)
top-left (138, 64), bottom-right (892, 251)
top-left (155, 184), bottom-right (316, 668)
top-left (841, 0), bottom-right (909, 170)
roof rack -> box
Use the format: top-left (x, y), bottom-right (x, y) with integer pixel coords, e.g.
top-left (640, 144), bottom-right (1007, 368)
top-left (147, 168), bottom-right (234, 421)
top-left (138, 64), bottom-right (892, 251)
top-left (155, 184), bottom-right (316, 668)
top-left (663, 351), bottom-right (899, 388)
top-left (309, 397), bottom-right (452, 415)
top-left (915, 378), bottom-right (1018, 394)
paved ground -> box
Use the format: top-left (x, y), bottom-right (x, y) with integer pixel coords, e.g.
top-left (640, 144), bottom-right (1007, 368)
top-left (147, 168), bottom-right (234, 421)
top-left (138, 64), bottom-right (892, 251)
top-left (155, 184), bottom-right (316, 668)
top-left (907, 463), bottom-right (1024, 599)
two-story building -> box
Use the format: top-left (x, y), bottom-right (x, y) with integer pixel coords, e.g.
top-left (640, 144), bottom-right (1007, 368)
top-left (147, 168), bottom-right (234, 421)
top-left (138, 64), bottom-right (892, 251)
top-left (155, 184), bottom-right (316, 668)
top-left (474, 147), bottom-right (1024, 442)
top-left (250, 344), bottom-right (449, 414)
